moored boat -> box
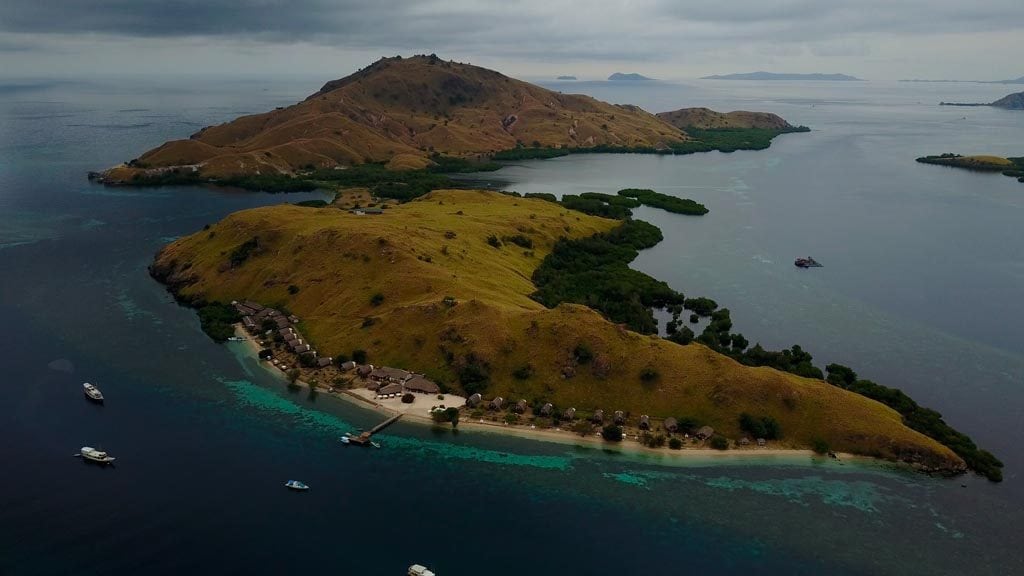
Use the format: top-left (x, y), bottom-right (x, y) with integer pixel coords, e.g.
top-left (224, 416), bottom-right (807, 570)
top-left (83, 382), bottom-right (104, 403)
top-left (80, 446), bottom-right (115, 464)
top-left (408, 564), bottom-right (436, 576)
top-left (794, 256), bottom-right (823, 268)
top-left (339, 436), bottom-right (351, 445)
top-left (285, 480), bottom-right (309, 491)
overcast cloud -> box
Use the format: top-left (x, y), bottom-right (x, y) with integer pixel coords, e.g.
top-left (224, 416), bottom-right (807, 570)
top-left (0, 0), bottom-right (1021, 80)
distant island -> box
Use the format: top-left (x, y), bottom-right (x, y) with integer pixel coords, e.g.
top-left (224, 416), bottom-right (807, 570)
top-left (940, 91), bottom-right (1024, 110)
top-left (916, 153), bottom-right (1024, 183)
top-left (90, 54), bottom-right (809, 187)
top-left (702, 72), bottom-right (863, 81)
top-left (555, 75), bottom-right (577, 80)
top-left (901, 76), bottom-right (1024, 84)
top-left (607, 72), bottom-right (655, 82)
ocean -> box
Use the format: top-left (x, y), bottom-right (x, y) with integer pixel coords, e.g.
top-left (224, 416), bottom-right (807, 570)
top-left (0, 76), bottom-right (1021, 575)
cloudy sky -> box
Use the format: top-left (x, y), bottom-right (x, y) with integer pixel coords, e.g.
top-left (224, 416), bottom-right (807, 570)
top-left (1, 0), bottom-right (1021, 81)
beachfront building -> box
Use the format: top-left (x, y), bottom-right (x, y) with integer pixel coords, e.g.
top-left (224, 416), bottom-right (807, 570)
top-left (591, 409), bottom-right (605, 424)
top-left (613, 410), bottom-right (626, 425)
top-left (466, 393), bottom-right (483, 408)
top-left (639, 415), bottom-right (650, 430)
top-left (405, 375), bottom-right (440, 394)
top-left (316, 356), bottom-right (333, 368)
top-left (488, 397), bottom-right (504, 411)
top-left (340, 360), bottom-right (357, 371)
top-left (512, 399), bottom-right (528, 414)
top-left (356, 364), bottom-right (374, 378)
top-left (696, 426), bottom-right (715, 440)
top-left (540, 403), bottom-right (554, 416)
top-left (563, 407), bottom-right (576, 420)
top-left (663, 417), bottom-right (679, 433)
top-left (369, 366), bottom-right (411, 385)
top-left (377, 383), bottom-right (403, 397)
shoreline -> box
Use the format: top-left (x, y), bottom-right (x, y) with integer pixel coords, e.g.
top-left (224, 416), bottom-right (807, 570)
top-left (232, 325), bottom-right (868, 466)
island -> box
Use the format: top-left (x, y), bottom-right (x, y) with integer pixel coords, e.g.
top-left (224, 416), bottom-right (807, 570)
top-left (607, 72), bottom-right (656, 82)
top-left (555, 75), bottom-right (577, 80)
top-left (90, 55), bottom-right (809, 187)
top-left (149, 185), bottom-right (1001, 480)
top-left (916, 153), bottom-right (1024, 183)
top-left (940, 91), bottom-right (1024, 110)
top-left (701, 72), bottom-right (863, 81)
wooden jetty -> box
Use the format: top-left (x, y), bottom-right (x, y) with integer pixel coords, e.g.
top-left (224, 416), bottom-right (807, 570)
top-left (348, 413), bottom-right (403, 446)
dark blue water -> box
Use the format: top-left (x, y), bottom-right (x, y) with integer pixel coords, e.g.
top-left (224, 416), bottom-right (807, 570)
top-left (1, 78), bottom-right (1021, 575)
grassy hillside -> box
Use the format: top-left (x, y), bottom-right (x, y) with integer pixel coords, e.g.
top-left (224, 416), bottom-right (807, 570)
top-left (101, 55), bottom-right (687, 182)
top-left (656, 107), bottom-right (793, 130)
top-left (151, 189), bottom-right (963, 472)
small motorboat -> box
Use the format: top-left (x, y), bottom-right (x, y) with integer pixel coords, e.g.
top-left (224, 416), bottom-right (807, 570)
top-left (339, 436), bottom-right (351, 445)
top-left (80, 446), bottom-right (115, 464)
top-left (83, 383), bottom-right (104, 403)
top-left (794, 256), bottom-right (823, 268)
top-left (285, 480), bottom-right (309, 491)
top-left (370, 441), bottom-right (381, 449)
top-left (227, 336), bottom-right (246, 342)
top-left (408, 564), bottom-right (436, 576)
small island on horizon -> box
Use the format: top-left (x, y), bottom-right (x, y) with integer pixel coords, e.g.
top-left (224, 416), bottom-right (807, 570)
top-left (555, 75), bottom-right (577, 80)
top-left (607, 72), bottom-right (656, 82)
top-left (939, 91), bottom-right (1024, 110)
top-left (702, 72), bottom-right (863, 81)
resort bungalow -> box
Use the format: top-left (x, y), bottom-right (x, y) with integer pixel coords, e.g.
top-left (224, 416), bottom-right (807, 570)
top-left (663, 417), bottom-right (679, 433)
top-left (278, 327), bottom-right (294, 337)
top-left (369, 366), bottom-right (411, 384)
top-left (405, 375), bottom-right (440, 394)
top-left (356, 364), bottom-right (374, 378)
top-left (293, 344), bottom-right (311, 354)
top-left (316, 356), bottom-right (333, 368)
top-left (377, 382), bottom-right (403, 397)
top-left (340, 360), bottom-right (357, 371)
top-left (540, 403), bottom-right (554, 416)
top-left (639, 415), bottom-right (651, 430)
top-left (613, 410), bottom-right (626, 425)
top-left (696, 426), bottom-right (715, 440)
top-left (488, 397), bottom-right (505, 411)
top-left (466, 393), bottom-right (483, 408)
top-left (242, 300), bottom-right (264, 312)
top-left (242, 316), bottom-right (257, 331)
top-left (739, 437), bottom-right (751, 446)
top-left (591, 409), bottom-right (605, 424)
top-left (512, 399), bottom-right (528, 414)
top-left (274, 316), bottom-right (291, 329)
top-left (563, 407), bottom-right (576, 420)
top-left (757, 438), bottom-right (766, 447)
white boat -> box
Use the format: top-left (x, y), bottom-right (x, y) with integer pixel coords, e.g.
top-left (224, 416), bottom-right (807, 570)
top-left (408, 565), bottom-right (435, 576)
top-left (370, 441), bottom-right (381, 449)
top-left (339, 436), bottom-right (351, 445)
top-left (80, 446), bottom-right (115, 464)
top-left (227, 336), bottom-right (246, 342)
top-left (285, 480), bottom-right (309, 491)
top-left (83, 383), bottom-right (104, 402)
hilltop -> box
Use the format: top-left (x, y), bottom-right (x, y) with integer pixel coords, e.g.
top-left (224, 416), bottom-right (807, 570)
top-left (150, 189), bottom-right (968, 474)
top-left (98, 55), bottom-right (686, 183)
top-left (702, 72), bottom-right (863, 81)
top-left (657, 107), bottom-right (793, 130)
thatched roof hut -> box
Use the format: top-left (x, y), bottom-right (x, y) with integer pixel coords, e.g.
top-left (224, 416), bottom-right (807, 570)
top-left (466, 393), bottom-right (483, 408)
top-left (316, 356), bottom-right (333, 368)
top-left (356, 364), bottom-right (374, 377)
top-left (613, 410), bottom-right (626, 425)
top-left (540, 403), bottom-right (554, 416)
top-left (663, 417), bottom-right (679, 433)
top-left (591, 409), bottom-right (604, 423)
top-left (377, 382), bottom-right (403, 396)
top-left (513, 399), bottom-right (528, 414)
top-left (639, 415), bottom-right (650, 430)
top-left (405, 375), bottom-right (440, 394)
top-left (340, 360), bottom-right (356, 371)
top-left (563, 407), bottom-right (576, 420)
top-left (488, 396), bottom-right (504, 411)
top-left (696, 425), bottom-right (715, 440)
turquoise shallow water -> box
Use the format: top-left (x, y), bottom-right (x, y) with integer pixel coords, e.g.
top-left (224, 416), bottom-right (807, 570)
top-left (0, 77), bottom-right (1021, 575)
